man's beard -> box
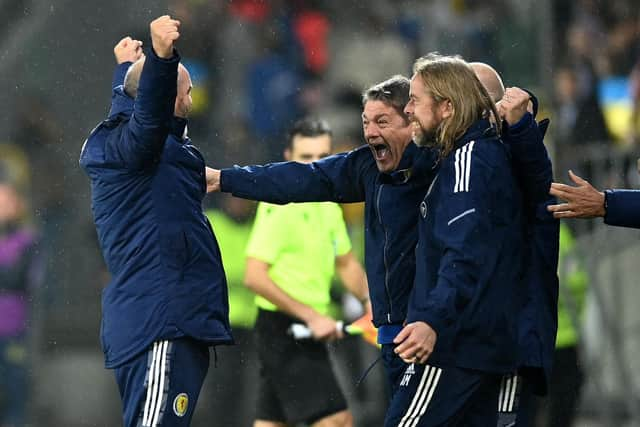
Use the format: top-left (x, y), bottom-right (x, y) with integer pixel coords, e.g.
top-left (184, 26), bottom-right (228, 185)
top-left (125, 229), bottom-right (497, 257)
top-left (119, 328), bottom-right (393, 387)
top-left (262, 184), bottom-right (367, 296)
top-left (412, 122), bottom-right (437, 147)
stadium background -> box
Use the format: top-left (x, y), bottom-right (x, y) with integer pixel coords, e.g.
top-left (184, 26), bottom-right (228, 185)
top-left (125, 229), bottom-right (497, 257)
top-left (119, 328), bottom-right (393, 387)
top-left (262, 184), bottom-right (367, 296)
top-left (0, 0), bottom-right (639, 425)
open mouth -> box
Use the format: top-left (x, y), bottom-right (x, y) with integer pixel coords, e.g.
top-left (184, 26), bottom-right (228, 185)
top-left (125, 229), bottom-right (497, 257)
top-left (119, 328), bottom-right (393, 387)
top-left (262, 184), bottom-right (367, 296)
top-left (370, 142), bottom-right (390, 161)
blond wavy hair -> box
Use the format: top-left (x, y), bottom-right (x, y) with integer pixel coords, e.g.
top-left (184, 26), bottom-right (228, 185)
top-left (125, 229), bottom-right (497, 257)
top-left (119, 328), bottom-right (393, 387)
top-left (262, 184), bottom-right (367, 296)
top-left (412, 53), bottom-right (499, 157)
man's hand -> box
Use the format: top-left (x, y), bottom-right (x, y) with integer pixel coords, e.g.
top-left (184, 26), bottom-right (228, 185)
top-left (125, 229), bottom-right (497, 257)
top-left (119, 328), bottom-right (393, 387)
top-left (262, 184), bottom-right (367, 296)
top-left (205, 167), bottom-right (221, 193)
top-left (393, 321), bottom-right (437, 364)
top-left (496, 87), bottom-right (532, 126)
top-left (306, 313), bottom-right (343, 341)
top-left (114, 36), bottom-right (144, 64)
top-left (548, 170), bottom-right (606, 218)
top-left (150, 15), bottom-right (180, 59)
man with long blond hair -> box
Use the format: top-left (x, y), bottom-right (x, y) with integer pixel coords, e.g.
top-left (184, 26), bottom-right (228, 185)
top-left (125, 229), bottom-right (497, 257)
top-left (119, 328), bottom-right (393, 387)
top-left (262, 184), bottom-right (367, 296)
top-left (387, 53), bottom-right (526, 426)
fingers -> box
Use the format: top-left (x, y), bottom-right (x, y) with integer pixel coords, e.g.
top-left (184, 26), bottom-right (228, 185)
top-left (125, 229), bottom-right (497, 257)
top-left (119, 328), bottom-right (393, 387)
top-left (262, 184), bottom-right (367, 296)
top-left (568, 169), bottom-right (589, 186)
top-left (546, 202), bottom-right (572, 213)
top-left (114, 36), bottom-right (144, 64)
top-left (116, 36), bottom-right (132, 48)
top-left (551, 210), bottom-right (579, 219)
top-left (150, 15), bottom-right (181, 58)
top-left (393, 324), bottom-right (412, 345)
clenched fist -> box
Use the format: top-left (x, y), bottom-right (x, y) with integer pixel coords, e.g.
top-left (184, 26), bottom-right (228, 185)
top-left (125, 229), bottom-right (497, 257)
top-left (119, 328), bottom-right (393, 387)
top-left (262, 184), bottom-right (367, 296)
top-left (114, 36), bottom-right (144, 64)
top-left (497, 87), bottom-right (533, 126)
top-left (150, 15), bottom-right (181, 59)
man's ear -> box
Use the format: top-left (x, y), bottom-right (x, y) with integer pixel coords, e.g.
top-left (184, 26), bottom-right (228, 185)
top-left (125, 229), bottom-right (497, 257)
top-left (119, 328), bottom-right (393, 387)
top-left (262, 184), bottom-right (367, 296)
top-left (284, 148), bottom-right (291, 161)
top-left (441, 100), bottom-right (454, 120)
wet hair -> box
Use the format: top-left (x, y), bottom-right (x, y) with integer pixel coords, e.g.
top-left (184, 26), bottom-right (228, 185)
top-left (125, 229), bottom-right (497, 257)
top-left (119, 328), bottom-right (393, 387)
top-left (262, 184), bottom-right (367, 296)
top-left (362, 75), bottom-right (411, 122)
top-left (412, 53), bottom-right (500, 157)
top-left (286, 117), bottom-right (332, 149)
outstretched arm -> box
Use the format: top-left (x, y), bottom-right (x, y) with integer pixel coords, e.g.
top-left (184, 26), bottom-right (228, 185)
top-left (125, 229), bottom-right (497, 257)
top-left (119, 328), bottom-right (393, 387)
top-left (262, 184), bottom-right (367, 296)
top-left (547, 170), bottom-right (640, 228)
top-left (210, 146), bottom-right (374, 204)
top-left (548, 170), bottom-right (606, 219)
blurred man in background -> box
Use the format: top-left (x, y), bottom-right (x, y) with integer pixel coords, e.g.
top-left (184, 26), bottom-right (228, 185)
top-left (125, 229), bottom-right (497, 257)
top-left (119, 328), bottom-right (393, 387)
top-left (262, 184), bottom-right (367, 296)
top-left (203, 194), bottom-right (258, 426)
top-left (0, 179), bottom-right (43, 427)
top-left (80, 16), bottom-right (233, 427)
top-left (244, 117), bottom-right (369, 427)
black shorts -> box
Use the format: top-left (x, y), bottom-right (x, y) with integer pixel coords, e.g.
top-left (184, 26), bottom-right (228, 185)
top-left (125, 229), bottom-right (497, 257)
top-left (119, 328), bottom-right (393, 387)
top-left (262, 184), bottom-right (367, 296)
top-left (254, 309), bottom-right (348, 424)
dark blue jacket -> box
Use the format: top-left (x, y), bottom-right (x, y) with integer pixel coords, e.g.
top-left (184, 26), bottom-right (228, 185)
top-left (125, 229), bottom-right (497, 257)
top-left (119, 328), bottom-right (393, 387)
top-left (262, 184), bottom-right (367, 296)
top-left (506, 115), bottom-right (559, 394)
top-left (409, 119), bottom-right (524, 373)
top-left (80, 49), bottom-right (233, 368)
top-left (221, 143), bottom-right (438, 329)
top-left (604, 189), bottom-right (640, 228)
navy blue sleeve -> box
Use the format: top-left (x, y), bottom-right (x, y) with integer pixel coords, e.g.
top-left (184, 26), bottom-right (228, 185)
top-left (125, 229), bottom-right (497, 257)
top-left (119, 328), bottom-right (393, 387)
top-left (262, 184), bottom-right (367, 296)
top-left (220, 146), bottom-right (373, 204)
top-left (504, 112), bottom-right (553, 207)
top-left (108, 63), bottom-right (134, 119)
top-left (604, 189), bottom-right (640, 229)
top-left (112, 62), bottom-right (132, 90)
top-left (408, 143), bottom-right (501, 333)
top-left (107, 48), bottom-right (179, 169)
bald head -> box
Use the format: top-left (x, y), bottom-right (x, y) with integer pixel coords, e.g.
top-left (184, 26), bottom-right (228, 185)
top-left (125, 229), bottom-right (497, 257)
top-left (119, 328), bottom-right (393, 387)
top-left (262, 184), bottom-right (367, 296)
top-left (470, 62), bottom-right (504, 102)
top-left (124, 57), bottom-right (145, 98)
top-left (123, 58), bottom-right (193, 118)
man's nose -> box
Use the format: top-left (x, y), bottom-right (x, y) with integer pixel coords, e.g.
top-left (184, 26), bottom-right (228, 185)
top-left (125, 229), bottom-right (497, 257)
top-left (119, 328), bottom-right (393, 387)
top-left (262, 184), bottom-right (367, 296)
top-left (404, 100), bottom-right (414, 116)
top-left (364, 124), bottom-right (379, 138)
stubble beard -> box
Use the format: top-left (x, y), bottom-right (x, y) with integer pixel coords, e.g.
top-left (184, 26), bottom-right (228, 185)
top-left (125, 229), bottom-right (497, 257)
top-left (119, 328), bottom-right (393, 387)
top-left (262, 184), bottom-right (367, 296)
top-left (412, 123), bottom-right (437, 147)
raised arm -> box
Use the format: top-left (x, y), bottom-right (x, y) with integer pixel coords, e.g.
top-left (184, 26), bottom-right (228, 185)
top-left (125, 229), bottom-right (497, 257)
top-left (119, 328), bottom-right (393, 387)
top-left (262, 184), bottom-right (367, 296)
top-left (107, 37), bottom-right (143, 118)
top-left (113, 36), bottom-right (144, 88)
top-left (499, 87), bottom-right (553, 206)
top-left (216, 145), bottom-right (375, 204)
top-left (107, 16), bottom-right (181, 169)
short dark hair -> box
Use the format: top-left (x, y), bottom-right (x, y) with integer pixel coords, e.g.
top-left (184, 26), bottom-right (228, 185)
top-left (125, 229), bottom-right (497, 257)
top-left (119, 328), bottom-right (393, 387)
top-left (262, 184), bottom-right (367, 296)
top-left (286, 117), bottom-right (332, 149)
top-left (362, 75), bottom-right (410, 122)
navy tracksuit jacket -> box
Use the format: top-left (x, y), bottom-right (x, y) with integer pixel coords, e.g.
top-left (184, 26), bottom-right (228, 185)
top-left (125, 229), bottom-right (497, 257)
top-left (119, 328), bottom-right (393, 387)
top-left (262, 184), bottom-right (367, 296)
top-left (408, 119), bottom-right (523, 373)
top-left (80, 49), bottom-right (233, 368)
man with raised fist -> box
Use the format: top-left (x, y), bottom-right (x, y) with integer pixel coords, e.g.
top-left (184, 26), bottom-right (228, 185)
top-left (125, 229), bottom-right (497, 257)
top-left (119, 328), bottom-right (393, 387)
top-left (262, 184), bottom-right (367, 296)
top-left (80, 15), bottom-right (233, 427)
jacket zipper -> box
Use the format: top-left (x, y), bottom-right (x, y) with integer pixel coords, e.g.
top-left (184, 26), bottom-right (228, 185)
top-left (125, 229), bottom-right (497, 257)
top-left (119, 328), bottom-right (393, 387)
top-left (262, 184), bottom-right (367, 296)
top-left (376, 183), bottom-right (393, 323)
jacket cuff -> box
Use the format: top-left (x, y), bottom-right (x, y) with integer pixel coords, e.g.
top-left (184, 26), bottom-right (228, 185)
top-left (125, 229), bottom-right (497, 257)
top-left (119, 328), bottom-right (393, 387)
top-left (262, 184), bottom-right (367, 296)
top-left (112, 62), bottom-right (132, 89)
top-left (602, 189), bottom-right (640, 228)
top-left (220, 168), bottom-right (234, 193)
top-left (508, 112), bottom-right (534, 135)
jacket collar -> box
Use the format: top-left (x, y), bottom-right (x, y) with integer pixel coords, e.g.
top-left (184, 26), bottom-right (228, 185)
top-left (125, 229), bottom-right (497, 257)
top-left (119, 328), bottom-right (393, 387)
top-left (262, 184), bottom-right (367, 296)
top-left (452, 118), bottom-right (496, 151)
top-left (108, 86), bottom-right (134, 119)
top-left (383, 141), bottom-right (419, 184)
top-left (170, 117), bottom-right (188, 139)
